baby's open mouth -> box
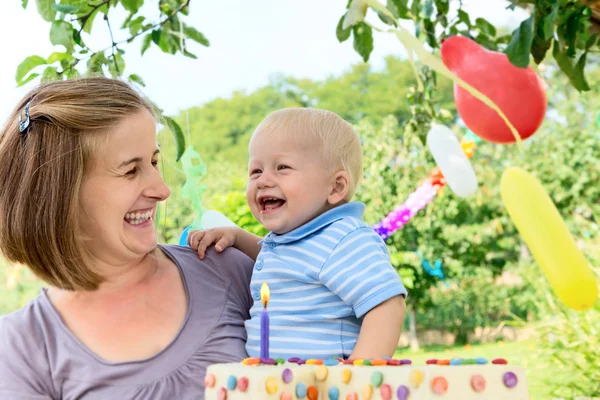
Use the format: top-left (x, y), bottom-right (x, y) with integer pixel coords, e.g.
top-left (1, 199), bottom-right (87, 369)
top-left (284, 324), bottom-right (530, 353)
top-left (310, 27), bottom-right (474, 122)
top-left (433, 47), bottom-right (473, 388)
top-left (259, 197), bottom-right (286, 212)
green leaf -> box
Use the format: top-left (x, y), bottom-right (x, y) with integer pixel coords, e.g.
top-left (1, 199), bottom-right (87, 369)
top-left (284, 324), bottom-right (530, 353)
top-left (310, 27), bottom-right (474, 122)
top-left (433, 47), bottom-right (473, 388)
top-left (433, 0), bottom-right (448, 15)
top-left (128, 16), bottom-right (145, 36)
top-left (475, 18), bottom-right (496, 37)
top-left (540, 1), bottom-right (558, 40)
top-left (83, 7), bottom-right (100, 34)
top-left (183, 49), bottom-right (198, 59)
top-left (352, 22), bottom-right (374, 62)
top-left (504, 15), bottom-right (533, 68)
top-left (15, 55), bottom-right (46, 85)
top-left (151, 29), bottom-right (162, 45)
top-left (552, 40), bottom-right (590, 91)
top-left (163, 116), bottom-right (185, 161)
top-left (183, 25), bottom-right (210, 46)
top-left (423, 19), bottom-right (436, 48)
top-left (128, 74), bottom-right (146, 87)
top-left (51, 3), bottom-right (78, 13)
top-left (22, 0), bottom-right (29, 8)
top-left (421, 0), bottom-right (433, 19)
top-left (41, 66), bottom-right (58, 82)
top-left (47, 51), bottom-right (71, 63)
top-left (457, 9), bottom-right (471, 27)
top-left (141, 33), bottom-right (152, 55)
top-left (35, 0), bottom-right (57, 22)
top-left (336, 15), bottom-right (352, 42)
top-left (50, 21), bottom-right (74, 53)
top-left (388, 0), bottom-right (409, 19)
top-left (108, 53), bottom-right (126, 77)
top-left (121, 0), bottom-right (144, 13)
top-left (20, 73), bottom-right (40, 86)
top-left (88, 52), bottom-right (108, 73)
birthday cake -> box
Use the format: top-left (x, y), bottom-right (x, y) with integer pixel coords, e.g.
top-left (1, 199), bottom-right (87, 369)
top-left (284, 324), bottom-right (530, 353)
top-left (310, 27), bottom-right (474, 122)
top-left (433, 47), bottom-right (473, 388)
top-left (205, 357), bottom-right (529, 399)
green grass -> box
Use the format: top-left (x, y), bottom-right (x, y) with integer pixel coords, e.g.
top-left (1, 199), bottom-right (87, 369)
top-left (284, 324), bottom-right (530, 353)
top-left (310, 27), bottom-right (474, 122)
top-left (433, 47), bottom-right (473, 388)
top-left (394, 340), bottom-right (573, 400)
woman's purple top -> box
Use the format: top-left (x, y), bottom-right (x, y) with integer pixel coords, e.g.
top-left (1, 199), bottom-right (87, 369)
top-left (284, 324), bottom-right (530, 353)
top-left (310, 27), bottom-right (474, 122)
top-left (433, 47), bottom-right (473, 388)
top-left (0, 245), bottom-right (254, 400)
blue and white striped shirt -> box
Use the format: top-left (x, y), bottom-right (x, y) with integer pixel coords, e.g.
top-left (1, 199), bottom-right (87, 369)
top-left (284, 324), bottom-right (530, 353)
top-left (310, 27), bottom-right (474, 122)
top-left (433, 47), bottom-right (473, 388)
top-left (245, 202), bottom-right (407, 359)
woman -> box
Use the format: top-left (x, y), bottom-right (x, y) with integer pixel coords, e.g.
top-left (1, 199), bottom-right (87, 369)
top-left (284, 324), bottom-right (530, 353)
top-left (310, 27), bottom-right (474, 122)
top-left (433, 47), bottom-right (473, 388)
top-left (0, 77), bottom-right (254, 399)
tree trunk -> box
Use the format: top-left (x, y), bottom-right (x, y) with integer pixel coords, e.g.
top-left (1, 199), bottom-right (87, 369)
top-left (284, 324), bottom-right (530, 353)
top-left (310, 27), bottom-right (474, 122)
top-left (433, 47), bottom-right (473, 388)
top-left (408, 299), bottom-right (420, 352)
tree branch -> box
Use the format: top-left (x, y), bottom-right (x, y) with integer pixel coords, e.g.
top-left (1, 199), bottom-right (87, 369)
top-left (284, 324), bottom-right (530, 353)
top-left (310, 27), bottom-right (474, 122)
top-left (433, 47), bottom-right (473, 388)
top-left (75, 0), bottom-right (110, 40)
top-left (105, 13), bottom-right (119, 75)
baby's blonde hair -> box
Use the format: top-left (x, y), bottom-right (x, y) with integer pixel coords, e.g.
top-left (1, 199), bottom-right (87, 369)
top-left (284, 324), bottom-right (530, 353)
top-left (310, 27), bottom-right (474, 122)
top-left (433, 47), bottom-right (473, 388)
top-left (250, 108), bottom-right (362, 201)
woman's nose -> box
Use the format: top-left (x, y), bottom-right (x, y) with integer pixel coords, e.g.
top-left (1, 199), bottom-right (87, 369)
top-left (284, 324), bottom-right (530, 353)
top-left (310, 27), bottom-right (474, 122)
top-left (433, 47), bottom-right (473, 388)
top-left (146, 168), bottom-right (171, 201)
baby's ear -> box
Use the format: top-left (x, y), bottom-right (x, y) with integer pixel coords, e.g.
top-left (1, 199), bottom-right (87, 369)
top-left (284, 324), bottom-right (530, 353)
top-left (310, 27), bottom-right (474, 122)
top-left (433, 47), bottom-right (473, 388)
top-left (328, 171), bottom-right (350, 205)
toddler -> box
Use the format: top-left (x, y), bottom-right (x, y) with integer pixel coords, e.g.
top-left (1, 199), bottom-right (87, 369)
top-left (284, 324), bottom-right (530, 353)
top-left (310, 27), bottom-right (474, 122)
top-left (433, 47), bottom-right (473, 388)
top-left (188, 108), bottom-right (407, 360)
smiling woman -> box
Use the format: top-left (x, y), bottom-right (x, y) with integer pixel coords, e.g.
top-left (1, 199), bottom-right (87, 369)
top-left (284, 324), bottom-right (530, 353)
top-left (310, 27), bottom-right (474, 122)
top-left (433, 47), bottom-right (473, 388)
top-left (0, 77), bottom-right (254, 399)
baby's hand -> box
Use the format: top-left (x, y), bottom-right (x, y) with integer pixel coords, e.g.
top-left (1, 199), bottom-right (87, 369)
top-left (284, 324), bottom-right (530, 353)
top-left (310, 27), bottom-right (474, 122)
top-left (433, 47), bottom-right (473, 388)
top-left (187, 227), bottom-right (238, 259)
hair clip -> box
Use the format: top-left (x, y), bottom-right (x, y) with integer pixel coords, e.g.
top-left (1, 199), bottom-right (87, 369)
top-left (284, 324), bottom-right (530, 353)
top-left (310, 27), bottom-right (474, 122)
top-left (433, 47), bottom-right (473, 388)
top-left (18, 99), bottom-right (32, 134)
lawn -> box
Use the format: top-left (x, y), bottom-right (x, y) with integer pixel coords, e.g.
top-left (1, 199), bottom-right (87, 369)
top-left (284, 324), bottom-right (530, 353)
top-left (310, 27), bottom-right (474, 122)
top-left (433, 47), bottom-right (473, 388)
top-left (394, 340), bottom-right (574, 400)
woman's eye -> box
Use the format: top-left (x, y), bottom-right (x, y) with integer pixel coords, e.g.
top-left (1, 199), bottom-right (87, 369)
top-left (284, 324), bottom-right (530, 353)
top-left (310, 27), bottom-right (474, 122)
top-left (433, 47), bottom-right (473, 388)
top-left (125, 167), bottom-right (137, 176)
top-left (152, 160), bottom-right (159, 168)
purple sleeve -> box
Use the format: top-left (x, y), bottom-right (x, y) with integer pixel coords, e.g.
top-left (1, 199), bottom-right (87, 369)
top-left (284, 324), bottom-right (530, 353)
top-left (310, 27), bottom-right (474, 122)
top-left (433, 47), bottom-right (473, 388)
top-left (0, 305), bottom-right (56, 399)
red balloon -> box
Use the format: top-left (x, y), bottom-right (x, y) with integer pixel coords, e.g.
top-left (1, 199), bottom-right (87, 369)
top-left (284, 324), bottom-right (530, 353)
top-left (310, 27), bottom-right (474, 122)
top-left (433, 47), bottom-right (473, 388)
top-left (441, 36), bottom-right (547, 144)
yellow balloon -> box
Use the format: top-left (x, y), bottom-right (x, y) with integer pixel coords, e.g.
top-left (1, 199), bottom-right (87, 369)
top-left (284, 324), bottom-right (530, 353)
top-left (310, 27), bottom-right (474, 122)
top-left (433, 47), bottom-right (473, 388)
top-left (501, 167), bottom-right (598, 311)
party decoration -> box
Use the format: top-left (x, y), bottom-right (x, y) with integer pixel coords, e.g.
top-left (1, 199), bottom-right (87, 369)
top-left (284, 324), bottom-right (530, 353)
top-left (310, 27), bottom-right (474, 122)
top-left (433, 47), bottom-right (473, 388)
top-left (260, 282), bottom-right (270, 358)
top-left (416, 251), bottom-right (444, 280)
top-left (178, 210), bottom-right (237, 246)
top-left (180, 146), bottom-right (208, 229)
top-left (501, 167), bottom-right (598, 311)
top-left (427, 125), bottom-right (478, 198)
top-left (441, 36), bottom-right (547, 144)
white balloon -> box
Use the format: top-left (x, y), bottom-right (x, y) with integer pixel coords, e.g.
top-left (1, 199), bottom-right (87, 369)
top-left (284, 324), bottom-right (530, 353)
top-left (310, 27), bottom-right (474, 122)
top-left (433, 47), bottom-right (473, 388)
top-left (200, 210), bottom-right (237, 229)
top-left (426, 124), bottom-right (478, 198)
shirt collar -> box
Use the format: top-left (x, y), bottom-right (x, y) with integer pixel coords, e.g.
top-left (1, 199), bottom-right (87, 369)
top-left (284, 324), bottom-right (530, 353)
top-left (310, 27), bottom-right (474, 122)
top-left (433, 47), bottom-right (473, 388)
top-left (262, 202), bottom-right (365, 245)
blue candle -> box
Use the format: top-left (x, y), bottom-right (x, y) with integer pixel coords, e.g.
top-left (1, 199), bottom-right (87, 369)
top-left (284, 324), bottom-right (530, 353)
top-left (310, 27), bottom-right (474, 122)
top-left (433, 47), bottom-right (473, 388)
top-left (260, 282), bottom-right (270, 358)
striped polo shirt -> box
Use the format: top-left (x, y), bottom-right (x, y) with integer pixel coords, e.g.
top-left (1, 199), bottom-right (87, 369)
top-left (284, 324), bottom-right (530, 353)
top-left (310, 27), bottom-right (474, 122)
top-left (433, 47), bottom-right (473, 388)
top-left (245, 202), bottom-right (407, 359)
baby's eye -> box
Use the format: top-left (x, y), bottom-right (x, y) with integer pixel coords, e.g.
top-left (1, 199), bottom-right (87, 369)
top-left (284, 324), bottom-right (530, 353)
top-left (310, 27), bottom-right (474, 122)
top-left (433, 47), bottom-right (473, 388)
top-left (277, 165), bottom-right (290, 170)
top-left (250, 169), bottom-right (262, 176)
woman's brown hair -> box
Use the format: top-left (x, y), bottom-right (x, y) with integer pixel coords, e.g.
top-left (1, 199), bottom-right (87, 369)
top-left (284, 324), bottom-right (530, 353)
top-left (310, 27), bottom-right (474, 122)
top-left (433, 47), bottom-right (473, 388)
top-left (0, 77), bottom-right (155, 291)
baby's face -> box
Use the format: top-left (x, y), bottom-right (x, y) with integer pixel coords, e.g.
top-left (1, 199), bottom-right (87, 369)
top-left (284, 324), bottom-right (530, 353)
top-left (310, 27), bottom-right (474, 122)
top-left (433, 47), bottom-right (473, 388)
top-left (246, 132), bottom-right (334, 234)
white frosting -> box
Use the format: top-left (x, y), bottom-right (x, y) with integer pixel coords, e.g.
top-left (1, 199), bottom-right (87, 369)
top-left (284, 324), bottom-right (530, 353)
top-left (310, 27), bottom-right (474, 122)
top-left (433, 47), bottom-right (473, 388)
top-left (205, 363), bottom-right (529, 399)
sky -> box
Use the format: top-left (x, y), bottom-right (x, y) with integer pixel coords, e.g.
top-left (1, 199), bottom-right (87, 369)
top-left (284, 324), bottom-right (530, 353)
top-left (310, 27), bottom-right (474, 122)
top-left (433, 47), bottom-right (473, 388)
top-left (0, 0), bottom-right (527, 123)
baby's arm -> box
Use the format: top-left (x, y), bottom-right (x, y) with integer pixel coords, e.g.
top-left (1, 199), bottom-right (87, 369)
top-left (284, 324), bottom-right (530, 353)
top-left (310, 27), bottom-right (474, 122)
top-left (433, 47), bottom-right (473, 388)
top-left (349, 295), bottom-right (406, 359)
top-left (188, 226), bottom-right (263, 261)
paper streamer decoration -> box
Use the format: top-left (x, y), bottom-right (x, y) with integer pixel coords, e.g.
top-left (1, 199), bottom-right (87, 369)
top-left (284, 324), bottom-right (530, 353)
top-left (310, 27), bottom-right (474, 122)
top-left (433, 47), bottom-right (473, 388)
top-left (178, 210), bottom-right (237, 246)
top-left (501, 167), bottom-right (598, 311)
top-left (441, 36), bottom-right (547, 144)
top-left (374, 135), bottom-right (477, 240)
top-left (180, 146), bottom-right (208, 230)
top-left (427, 125), bottom-right (478, 198)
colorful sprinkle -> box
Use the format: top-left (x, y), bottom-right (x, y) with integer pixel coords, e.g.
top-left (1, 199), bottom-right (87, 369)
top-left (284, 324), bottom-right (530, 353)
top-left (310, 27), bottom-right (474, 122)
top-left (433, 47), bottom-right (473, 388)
top-left (450, 358), bottom-right (462, 366)
top-left (306, 359), bottom-right (318, 365)
top-left (471, 374), bottom-right (486, 392)
top-left (242, 357), bottom-right (260, 365)
top-left (386, 359), bottom-right (402, 366)
top-left (296, 383), bottom-right (307, 398)
top-left (400, 359), bottom-right (412, 365)
top-left (328, 387), bottom-right (340, 400)
top-left (353, 359), bottom-right (364, 366)
top-left (316, 365), bottom-right (329, 381)
top-left (261, 358), bottom-right (277, 365)
top-left (380, 383), bottom-right (392, 400)
top-left (397, 385), bottom-right (410, 400)
top-left (493, 358), bottom-right (508, 365)
top-left (307, 385), bottom-right (319, 400)
top-left (288, 357), bottom-right (300, 363)
top-left (217, 387), bottom-right (227, 400)
top-left (238, 377), bottom-right (249, 392)
top-left (409, 370), bottom-right (424, 387)
top-left (204, 373), bottom-right (216, 388)
top-left (437, 359), bottom-right (450, 366)
top-left (280, 393), bottom-right (293, 400)
top-left (341, 368), bottom-right (352, 384)
top-left (282, 368), bottom-right (293, 384)
top-left (462, 358), bottom-right (477, 365)
top-left (371, 359), bottom-right (387, 366)
top-left (426, 359), bottom-right (438, 364)
top-left (346, 393), bottom-right (358, 400)
top-left (266, 377), bottom-right (278, 394)
top-left (276, 358), bottom-right (285, 365)
top-left (325, 359), bottom-right (340, 366)
top-left (226, 375), bottom-right (237, 390)
top-left (362, 384), bottom-right (373, 400)
top-left (475, 357), bottom-right (488, 365)
top-left (371, 371), bottom-right (383, 388)
top-left (297, 359), bottom-right (306, 365)
top-left (431, 376), bottom-right (449, 395)
top-left (343, 359), bottom-right (355, 365)
top-left (503, 371), bottom-right (518, 388)
top-left (363, 359), bottom-right (372, 366)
